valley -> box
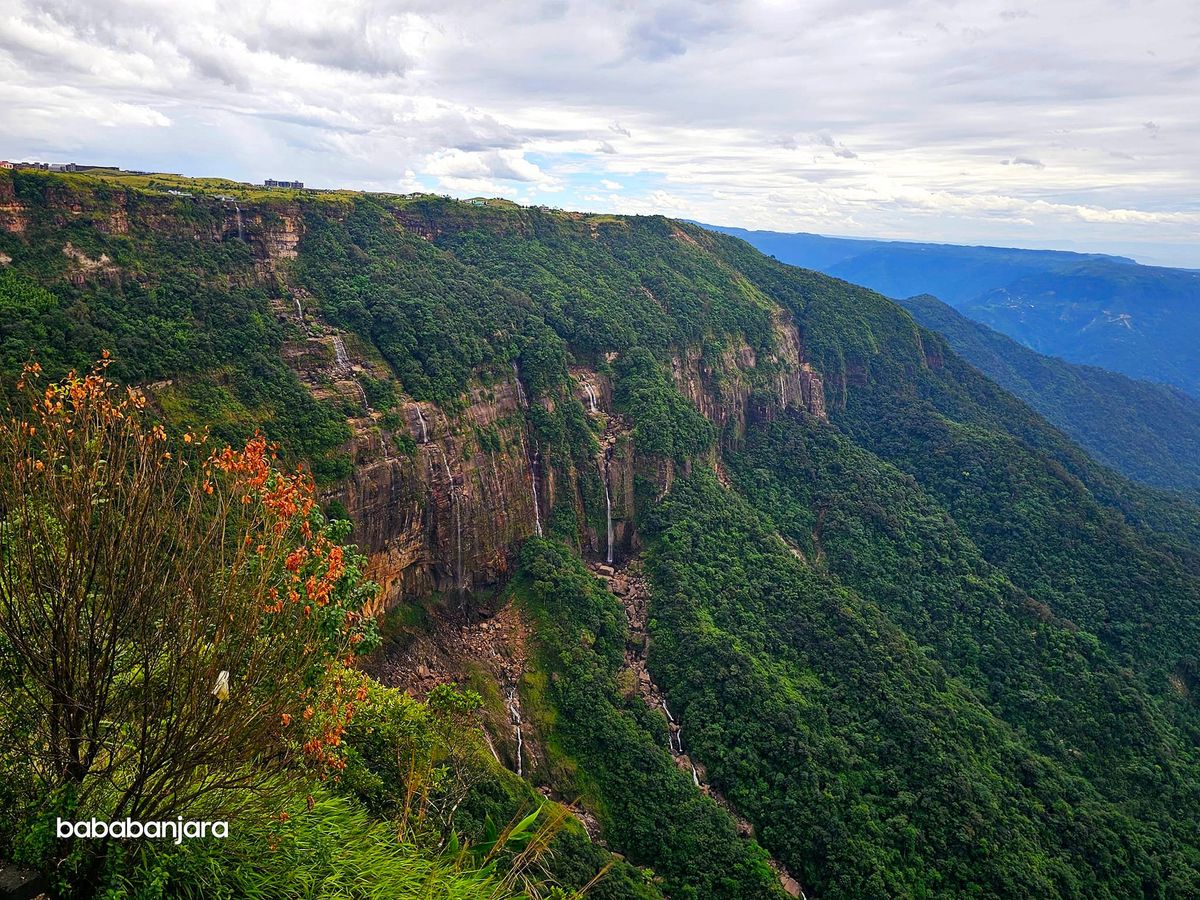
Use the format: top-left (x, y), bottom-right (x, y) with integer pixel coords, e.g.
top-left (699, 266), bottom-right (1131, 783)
top-left (3, 167), bottom-right (1200, 898)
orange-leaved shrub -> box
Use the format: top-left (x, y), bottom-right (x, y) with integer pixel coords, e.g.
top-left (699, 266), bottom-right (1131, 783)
top-left (0, 357), bottom-right (379, 859)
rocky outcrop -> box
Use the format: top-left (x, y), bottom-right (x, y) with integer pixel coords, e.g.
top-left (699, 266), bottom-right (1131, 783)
top-left (0, 175), bottom-right (27, 234)
top-left (368, 598), bottom-right (540, 777)
top-left (296, 336), bottom-right (550, 611)
top-left (61, 242), bottom-right (119, 286)
top-left (670, 313), bottom-right (827, 453)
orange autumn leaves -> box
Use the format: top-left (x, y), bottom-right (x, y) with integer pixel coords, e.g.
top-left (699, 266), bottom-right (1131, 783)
top-left (209, 434), bottom-right (352, 629)
top-left (6, 355), bottom-right (379, 778)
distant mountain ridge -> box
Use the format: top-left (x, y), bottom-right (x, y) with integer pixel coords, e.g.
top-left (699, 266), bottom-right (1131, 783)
top-left (898, 293), bottom-right (1200, 498)
top-left (703, 224), bottom-right (1200, 397)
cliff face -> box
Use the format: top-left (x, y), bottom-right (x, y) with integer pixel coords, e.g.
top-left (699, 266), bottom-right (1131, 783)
top-left (245, 203), bottom-right (830, 612)
top-left (308, 299), bottom-right (825, 613)
top-left (0, 176), bottom-right (27, 234)
top-left (0, 174), bottom-right (828, 612)
top-left (335, 368), bottom-right (549, 612)
top-left (323, 358), bottom-right (646, 611)
top-left (670, 315), bottom-right (826, 444)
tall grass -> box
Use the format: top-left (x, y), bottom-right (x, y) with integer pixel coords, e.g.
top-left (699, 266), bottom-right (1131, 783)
top-left (106, 794), bottom-right (519, 900)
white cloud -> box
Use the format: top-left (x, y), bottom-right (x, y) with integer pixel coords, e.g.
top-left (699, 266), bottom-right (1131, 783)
top-left (0, 0), bottom-right (1197, 264)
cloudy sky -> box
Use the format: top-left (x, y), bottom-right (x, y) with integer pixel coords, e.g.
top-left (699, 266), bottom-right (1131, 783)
top-left (2, 0), bottom-right (1197, 265)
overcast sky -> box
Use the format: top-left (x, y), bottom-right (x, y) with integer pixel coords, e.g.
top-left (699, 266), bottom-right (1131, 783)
top-left (2, 0), bottom-right (1197, 266)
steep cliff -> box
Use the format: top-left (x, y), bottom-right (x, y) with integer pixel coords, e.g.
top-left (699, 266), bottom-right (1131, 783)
top-left (225, 191), bottom-right (829, 611)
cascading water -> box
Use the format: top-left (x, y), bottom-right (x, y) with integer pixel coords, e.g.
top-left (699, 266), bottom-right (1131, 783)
top-left (529, 443), bottom-right (543, 537)
top-left (602, 455), bottom-right (614, 564)
top-left (487, 454), bottom-right (505, 527)
top-left (332, 335), bottom-right (369, 410)
top-left (294, 296), bottom-right (304, 323)
top-left (584, 381), bottom-right (598, 413)
top-left (511, 362), bottom-right (527, 408)
top-left (437, 447), bottom-right (464, 602)
top-left (333, 335), bottom-right (351, 370)
top-left (234, 203), bottom-right (244, 241)
top-left (506, 688), bottom-right (524, 777)
top-left (511, 366), bottom-right (543, 537)
top-left (414, 404), bottom-right (428, 443)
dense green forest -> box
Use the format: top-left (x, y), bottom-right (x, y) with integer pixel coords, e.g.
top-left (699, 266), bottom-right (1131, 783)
top-left (512, 539), bottom-right (783, 899)
top-left (897, 293), bottom-right (1200, 497)
top-left (3, 168), bottom-right (1200, 897)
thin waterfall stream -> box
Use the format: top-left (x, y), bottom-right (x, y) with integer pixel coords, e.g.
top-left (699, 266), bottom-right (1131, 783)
top-left (511, 363), bottom-right (542, 536)
top-left (529, 443), bottom-right (543, 537)
top-left (511, 362), bottom-right (527, 407)
top-left (414, 404), bottom-right (428, 443)
top-left (436, 447), bottom-right (464, 602)
top-left (602, 454), bottom-right (614, 564)
top-left (331, 335), bottom-right (369, 410)
top-left (506, 687), bottom-right (524, 777)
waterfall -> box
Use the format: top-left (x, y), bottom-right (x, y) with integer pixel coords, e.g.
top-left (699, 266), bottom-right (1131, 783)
top-left (511, 362), bottom-right (528, 408)
top-left (333, 335), bottom-right (351, 370)
top-left (488, 453), bottom-right (506, 528)
top-left (601, 455), bottom-right (614, 564)
top-left (294, 296), bottom-right (304, 323)
top-left (413, 404), bottom-right (428, 443)
top-left (529, 443), bottom-right (543, 537)
top-left (332, 335), bottom-right (369, 410)
top-left (516, 431), bottom-right (543, 537)
top-left (234, 203), bottom-right (244, 241)
top-left (507, 688), bottom-right (524, 777)
top-left (437, 447), bottom-right (464, 601)
top-left (512, 363), bottom-right (541, 536)
top-left (691, 763), bottom-right (700, 787)
top-left (662, 699), bottom-right (675, 722)
top-left (584, 381), bottom-right (598, 413)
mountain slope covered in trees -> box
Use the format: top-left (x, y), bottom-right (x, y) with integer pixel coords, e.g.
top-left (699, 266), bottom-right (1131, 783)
top-left (895, 292), bottom-right (1200, 498)
top-left (3, 168), bottom-right (1200, 898)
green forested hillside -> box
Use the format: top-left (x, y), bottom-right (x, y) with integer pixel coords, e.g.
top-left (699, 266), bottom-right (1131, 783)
top-left (897, 292), bottom-right (1200, 498)
top-left (3, 168), bottom-right (1200, 898)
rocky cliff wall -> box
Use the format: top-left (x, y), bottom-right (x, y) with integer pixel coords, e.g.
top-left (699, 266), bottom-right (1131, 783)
top-left (1, 177), bottom-right (828, 612)
top-left (222, 200), bottom-right (829, 612)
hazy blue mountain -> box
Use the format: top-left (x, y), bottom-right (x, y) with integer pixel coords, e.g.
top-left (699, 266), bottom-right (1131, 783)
top-left (899, 293), bottom-right (1200, 498)
top-left (704, 224), bottom-right (1200, 397)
